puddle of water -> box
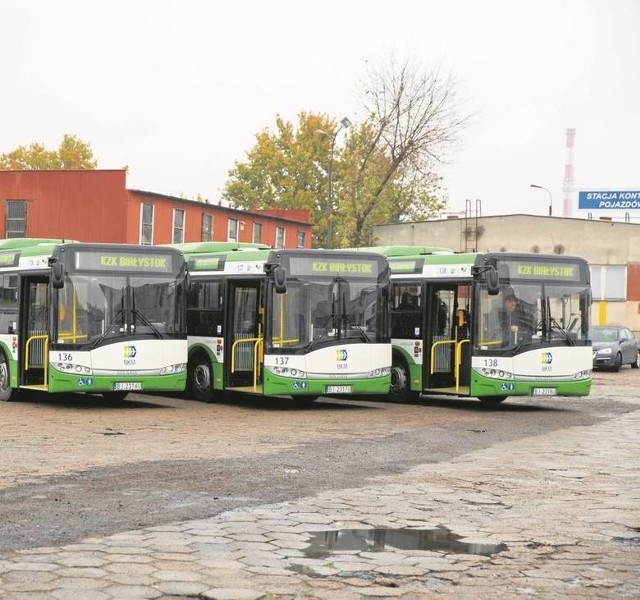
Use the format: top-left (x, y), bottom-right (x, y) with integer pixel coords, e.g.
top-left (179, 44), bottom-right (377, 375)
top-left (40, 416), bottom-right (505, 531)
top-left (302, 527), bottom-right (507, 559)
top-left (613, 536), bottom-right (640, 547)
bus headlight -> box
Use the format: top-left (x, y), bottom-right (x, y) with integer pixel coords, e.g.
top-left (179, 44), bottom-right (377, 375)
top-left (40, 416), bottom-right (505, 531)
top-left (265, 366), bottom-right (307, 378)
top-left (572, 369), bottom-right (592, 380)
top-left (55, 363), bottom-right (93, 375)
top-left (478, 368), bottom-right (514, 380)
top-left (368, 367), bottom-right (391, 378)
top-left (160, 363), bottom-right (187, 375)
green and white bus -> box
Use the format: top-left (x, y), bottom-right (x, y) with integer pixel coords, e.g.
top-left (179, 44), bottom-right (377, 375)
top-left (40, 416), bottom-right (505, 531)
top-left (173, 242), bottom-right (392, 402)
top-left (357, 246), bottom-right (592, 404)
top-left (0, 239), bottom-right (187, 401)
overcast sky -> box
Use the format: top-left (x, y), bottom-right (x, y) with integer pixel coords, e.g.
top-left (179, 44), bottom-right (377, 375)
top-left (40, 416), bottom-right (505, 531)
top-left (2, 0), bottom-right (638, 219)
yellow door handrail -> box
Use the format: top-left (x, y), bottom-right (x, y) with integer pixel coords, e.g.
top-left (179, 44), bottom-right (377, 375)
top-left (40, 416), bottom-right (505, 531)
top-left (230, 335), bottom-right (266, 391)
top-left (455, 339), bottom-right (470, 392)
top-left (231, 336), bottom-right (262, 373)
top-left (25, 334), bottom-right (49, 385)
top-left (253, 337), bottom-right (263, 390)
top-left (429, 339), bottom-right (456, 375)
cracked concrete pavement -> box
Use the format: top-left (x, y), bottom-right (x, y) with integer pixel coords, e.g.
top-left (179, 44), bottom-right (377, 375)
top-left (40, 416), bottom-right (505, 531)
top-left (0, 372), bottom-right (638, 599)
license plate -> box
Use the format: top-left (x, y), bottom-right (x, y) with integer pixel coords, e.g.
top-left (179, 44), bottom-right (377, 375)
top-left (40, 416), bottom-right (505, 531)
top-left (113, 382), bottom-right (142, 391)
top-left (532, 387), bottom-right (556, 396)
top-left (325, 385), bottom-right (352, 394)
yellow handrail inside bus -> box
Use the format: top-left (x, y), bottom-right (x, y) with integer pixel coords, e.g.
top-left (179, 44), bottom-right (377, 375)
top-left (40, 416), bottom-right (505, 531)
top-left (253, 337), bottom-right (263, 390)
top-left (455, 339), bottom-right (470, 392)
top-left (430, 339), bottom-right (456, 375)
top-left (271, 337), bottom-right (299, 347)
top-left (25, 334), bottom-right (49, 385)
top-left (58, 288), bottom-right (87, 343)
top-left (279, 298), bottom-right (285, 343)
top-left (231, 336), bottom-right (262, 373)
top-left (57, 332), bottom-right (88, 342)
top-left (479, 338), bottom-right (503, 347)
top-left (229, 336), bottom-right (267, 391)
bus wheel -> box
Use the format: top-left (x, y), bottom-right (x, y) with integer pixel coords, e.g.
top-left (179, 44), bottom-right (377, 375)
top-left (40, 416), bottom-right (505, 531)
top-left (189, 356), bottom-right (213, 402)
top-left (479, 395), bottom-right (507, 406)
top-left (389, 359), bottom-right (413, 403)
top-left (0, 353), bottom-right (13, 401)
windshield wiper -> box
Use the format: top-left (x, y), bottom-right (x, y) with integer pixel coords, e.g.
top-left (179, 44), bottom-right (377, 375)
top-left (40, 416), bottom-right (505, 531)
top-left (308, 312), bottom-right (339, 351)
top-left (90, 287), bottom-right (128, 347)
top-left (341, 293), bottom-right (369, 342)
top-left (131, 288), bottom-right (162, 339)
top-left (90, 307), bottom-right (126, 348)
top-left (549, 317), bottom-right (575, 345)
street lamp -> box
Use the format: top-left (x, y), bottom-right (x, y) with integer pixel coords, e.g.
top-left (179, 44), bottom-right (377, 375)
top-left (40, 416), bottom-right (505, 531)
top-left (317, 117), bottom-right (352, 248)
top-left (530, 184), bottom-right (553, 217)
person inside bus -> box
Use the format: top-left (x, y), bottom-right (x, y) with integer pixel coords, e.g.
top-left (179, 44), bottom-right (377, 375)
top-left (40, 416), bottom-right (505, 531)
top-left (399, 292), bottom-right (417, 310)
top-left (435, 295), bottom-right (448, 335)
top-left (500, 289), bottom-right (534, 345)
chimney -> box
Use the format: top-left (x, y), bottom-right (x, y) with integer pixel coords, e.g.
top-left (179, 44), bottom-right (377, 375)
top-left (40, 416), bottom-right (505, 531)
top-left (562, 128), bottom-right (576, 217)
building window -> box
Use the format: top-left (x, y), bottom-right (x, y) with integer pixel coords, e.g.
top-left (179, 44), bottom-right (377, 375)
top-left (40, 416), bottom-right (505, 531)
top-left (228, 218), bottom-right (238, 242)
top-left (275, 226), bottom-right (285, 249)
top-left (6, 200), bottom-right (27, 238)
top-left (296, 231), bottom-right (306, 248)
top-left (201, 213), bottom-right (213, 242)
top-left (140, 203), bottom-right (154, 245)
top-left (590, 265), bottom-right (626, 301)
top-left (252, 222), bottom-right (262, 244)
top-left (173, 209), bottom-right (185, 243)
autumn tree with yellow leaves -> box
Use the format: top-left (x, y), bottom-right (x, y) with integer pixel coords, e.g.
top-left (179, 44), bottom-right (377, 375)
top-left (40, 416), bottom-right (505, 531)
top-left (0, 134), bottom-right (98, 170)
top-left (223, 57), bottom-right (469, 248)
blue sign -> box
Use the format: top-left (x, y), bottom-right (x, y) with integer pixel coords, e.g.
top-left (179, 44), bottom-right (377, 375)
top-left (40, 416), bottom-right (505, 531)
top-left (579, 191), bottom-right (640, 210)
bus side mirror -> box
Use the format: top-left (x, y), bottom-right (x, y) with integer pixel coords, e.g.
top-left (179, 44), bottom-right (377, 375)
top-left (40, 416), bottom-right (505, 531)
top-left (274, 267), bottom-right (287, 294)
top-left (52, 262), bottom-right (65, 289)
top-left (486, 266), bottom-right (499, 295)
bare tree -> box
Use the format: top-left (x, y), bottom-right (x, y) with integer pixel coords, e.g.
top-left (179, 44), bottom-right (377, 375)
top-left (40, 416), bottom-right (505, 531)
top-left (333, 56), bottom-right (470, 247)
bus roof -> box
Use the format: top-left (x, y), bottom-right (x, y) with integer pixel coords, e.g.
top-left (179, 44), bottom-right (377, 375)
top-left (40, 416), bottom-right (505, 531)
top-left (0, 239), bottom-right (185, 269)
top-left (351, 245), bottom-right (456, 257)
top-left (170, 241), bottom-right (272, 254)
top-left (0, 238), bottom-right (72, 251)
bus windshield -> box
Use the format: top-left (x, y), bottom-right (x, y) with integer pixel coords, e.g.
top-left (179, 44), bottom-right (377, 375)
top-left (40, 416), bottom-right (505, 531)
top-left (267, 276), bottom-right (386, 353)
top-left (56, 273), bottom-right (184, 347)
top-left (476, 282), bottom-right (590, 351)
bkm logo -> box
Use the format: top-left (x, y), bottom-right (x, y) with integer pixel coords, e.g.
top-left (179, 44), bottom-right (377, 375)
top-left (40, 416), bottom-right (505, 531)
top-left (541, 352), bottom-right (553, 365)
top-left (124, 345), bottom-right (137, 358)
top-left (335, 349), bottom-right (348, 361)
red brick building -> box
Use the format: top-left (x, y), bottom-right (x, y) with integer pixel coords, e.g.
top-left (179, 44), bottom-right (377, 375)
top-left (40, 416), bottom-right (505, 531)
top-left (0, 170), bottom-right (312, 248)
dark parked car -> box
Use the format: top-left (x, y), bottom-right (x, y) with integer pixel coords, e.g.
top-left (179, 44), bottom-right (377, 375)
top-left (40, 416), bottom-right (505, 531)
top-left (591, 325), bottom-right (639, 371)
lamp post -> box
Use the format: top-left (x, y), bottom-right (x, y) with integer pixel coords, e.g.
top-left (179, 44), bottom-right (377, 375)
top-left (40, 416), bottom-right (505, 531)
top-left (530, 184), bottom-right (553, 216)
top-left (319, 116), bottom-right (352, 248)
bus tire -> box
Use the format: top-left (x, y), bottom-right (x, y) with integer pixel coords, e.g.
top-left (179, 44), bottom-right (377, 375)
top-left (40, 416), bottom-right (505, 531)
top-left (479, 395), bottom-right (507, 406)
top-left (0, 352), bottom-right (14, 402)
top-left (389, 357), bottom-right (415, 403)
top-left (189, 355), bottom-right (214, 403)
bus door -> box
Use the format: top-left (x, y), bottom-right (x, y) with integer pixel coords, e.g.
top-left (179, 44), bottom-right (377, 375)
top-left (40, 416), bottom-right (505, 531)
top-left (424, 284), bottom-right (470, 393)
top-left (19, 276), bottom-right (50, 389)
top-left (225, 279), bottom-right (263, 390)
